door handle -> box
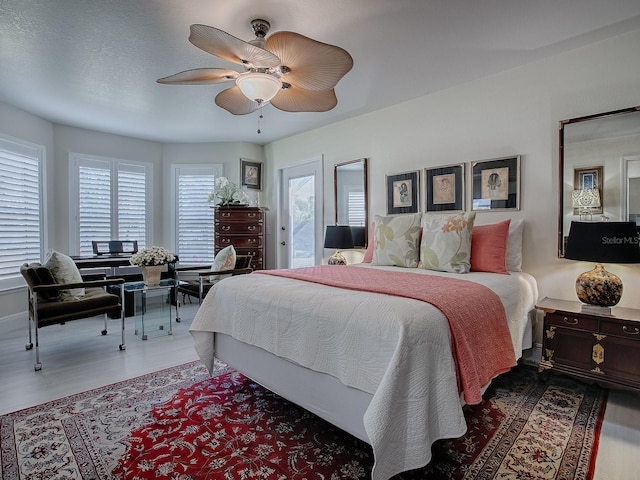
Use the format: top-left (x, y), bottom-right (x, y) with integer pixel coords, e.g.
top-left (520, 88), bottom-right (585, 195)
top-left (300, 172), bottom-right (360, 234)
top-left (281, 241), bottom-right (286, 246)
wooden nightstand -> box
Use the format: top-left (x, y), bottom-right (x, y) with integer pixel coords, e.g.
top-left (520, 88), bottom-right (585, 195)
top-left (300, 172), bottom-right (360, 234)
top-left (536, 297), bottom-right (640, 393)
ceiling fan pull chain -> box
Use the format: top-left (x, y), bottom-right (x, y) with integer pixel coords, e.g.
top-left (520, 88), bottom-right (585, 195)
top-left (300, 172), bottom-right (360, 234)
top-left (257, 104), bottom-right (264, 134)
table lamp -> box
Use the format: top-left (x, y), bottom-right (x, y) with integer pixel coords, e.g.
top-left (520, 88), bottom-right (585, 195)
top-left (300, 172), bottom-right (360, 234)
top-left (324, 225), bottom-right (354, 265)
top-left (571, 188), bottom-right (600, 221)
top-left (564, 221), bottom-right (640, 312)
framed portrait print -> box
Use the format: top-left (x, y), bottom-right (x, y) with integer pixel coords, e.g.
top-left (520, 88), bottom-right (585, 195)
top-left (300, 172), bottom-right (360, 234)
top-left (573, 166), bottom-right (603, 214)
top-left (386, 170), bottom-right (420, 214)
top-left (471, 155), bottom-right (521, 211)
top-left (424, 163), bottom-right (465, 212)
top-left (240, 159), bottom-right (262, 190)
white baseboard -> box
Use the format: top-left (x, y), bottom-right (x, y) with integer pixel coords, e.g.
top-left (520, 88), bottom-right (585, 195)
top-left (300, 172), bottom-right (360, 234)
top-left (0, 310), bottom-right (27, 327)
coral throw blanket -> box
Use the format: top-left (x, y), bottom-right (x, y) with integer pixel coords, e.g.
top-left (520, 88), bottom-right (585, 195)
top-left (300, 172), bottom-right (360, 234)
top-left (258, 265), bottom-right (516, 404)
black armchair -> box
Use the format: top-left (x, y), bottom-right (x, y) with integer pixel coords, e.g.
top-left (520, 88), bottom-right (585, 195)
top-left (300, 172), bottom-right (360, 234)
top-left (20, 262), bottom-right (126, 371)
top-left (175, 254), bottom-right (253, 304)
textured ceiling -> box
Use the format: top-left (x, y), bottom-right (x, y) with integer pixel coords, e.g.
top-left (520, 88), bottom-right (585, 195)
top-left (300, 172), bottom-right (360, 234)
top-left (1, 1), bottom-right (640, 144)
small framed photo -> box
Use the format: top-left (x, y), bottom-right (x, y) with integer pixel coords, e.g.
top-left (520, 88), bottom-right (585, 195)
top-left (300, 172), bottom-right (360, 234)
top-left (471, 155), bottom-right (521, 211)
top-left (240, 159), bottom-right (262, 190)
top-left (424, 163), bottom-right (465, 212)
top-left (386, 170), bottom-right (420, 214)
top-left (573, 166), bottom-right (603, 214)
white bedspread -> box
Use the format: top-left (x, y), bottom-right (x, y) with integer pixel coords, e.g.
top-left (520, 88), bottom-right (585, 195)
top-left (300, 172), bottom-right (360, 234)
top-left (190, 265), bottom-right (538, 480)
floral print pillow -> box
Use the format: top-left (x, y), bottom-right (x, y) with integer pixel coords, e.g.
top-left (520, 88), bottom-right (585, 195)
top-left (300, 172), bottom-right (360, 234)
top-left (210, 245), bottom-right (237, 281)
top-left (371, 213), bottom-right (422, 267)
top-left (419, 212), bottom-right (476, 273)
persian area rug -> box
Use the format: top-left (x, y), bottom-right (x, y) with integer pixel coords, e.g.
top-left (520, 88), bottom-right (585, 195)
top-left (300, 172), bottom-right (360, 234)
top-left (0, 364), bottom-right (606, 480)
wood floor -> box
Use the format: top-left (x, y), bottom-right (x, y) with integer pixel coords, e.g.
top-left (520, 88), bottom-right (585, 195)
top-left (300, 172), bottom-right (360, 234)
top-left (0, 303), bottom-right (638, 479)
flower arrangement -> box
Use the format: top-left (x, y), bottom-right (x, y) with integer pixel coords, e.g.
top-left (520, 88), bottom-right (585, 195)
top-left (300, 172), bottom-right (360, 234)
top-left (129, 246), bottom-right (176, 266)
top-left (208, 177), bottom-right (250, 206)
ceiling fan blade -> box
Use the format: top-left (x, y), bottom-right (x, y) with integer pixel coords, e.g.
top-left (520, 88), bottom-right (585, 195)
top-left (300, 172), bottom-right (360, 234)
top-left (270, 86), bottom-right (338, 112)
top-left (265, 31), bottom-right (353, 91)
top-left (156, 68), bottom-right (239, 85)
top-left (190, 24), bottom-right (281, 68)
top-left (215, 86), bottom-right (262, 115)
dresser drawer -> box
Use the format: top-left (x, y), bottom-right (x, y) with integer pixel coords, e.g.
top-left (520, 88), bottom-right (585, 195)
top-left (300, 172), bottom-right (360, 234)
top-left (215, 223), bottom-right (263, 235)
top-left (215, 209), bottom-right (263, 223)
top-left (216, 236), bottom-right (262, 249)
top-left (600, 319), bottom-right (640, 338)
top-left (546, 312), bottom-right (598, 331)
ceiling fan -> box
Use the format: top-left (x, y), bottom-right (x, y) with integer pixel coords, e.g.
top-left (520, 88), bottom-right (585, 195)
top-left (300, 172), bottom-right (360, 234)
top-left (157, 19), bottom-right (354, 117)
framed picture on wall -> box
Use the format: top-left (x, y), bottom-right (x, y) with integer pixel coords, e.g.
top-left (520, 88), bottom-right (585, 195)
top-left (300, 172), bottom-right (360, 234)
top-left (240, 159), bottom-right (262, 190)
top-left (471, 155), bottom-right (521, 211)
top-left (573, 166), bottom-right (603, 214)
top-left (386, 170), bottom-right (420, 214)
top-left (424, 163), bottom-right (465, 212)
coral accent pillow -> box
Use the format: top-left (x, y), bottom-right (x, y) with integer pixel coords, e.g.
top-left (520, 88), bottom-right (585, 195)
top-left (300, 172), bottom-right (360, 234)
top-left (419, 212), bottom-right (476, 273)
top-left (471, 219), bottom-right (511, 274)
top-left (362, 222), bottom-right (375, 263)
top-left (371, 213), bottom-right (422, 267)
top-left (43, 249), bottom-right (85, 301)
top-left (210, 245), bottom-right (237, 281)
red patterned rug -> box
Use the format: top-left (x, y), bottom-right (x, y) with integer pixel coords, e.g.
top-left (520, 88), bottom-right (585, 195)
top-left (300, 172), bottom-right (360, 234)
top-left (0, 363), bottom-right (606, 480)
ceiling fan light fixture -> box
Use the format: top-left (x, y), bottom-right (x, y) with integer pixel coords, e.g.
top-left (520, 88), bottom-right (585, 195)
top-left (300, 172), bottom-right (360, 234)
top-left (236, 72), bottom-right (282, 103)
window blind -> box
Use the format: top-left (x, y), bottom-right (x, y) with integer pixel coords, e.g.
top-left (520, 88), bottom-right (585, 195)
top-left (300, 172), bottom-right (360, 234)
top-left (0, 138), bottom-right (43, 283)
top-left (176, 172), bottom-right (216, 263)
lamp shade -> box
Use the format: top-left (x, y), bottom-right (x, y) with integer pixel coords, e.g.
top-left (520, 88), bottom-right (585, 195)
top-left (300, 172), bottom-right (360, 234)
top-left (324, 225), bottom-right (354, 250)
top-left (564, 221), bottom-right (640, 263)
top-left (236, 72), bottom-right (282, 103)
top-left (350, 226), bottom-right (366, 248)
top-left (571, 188), bottom-right (601, 208)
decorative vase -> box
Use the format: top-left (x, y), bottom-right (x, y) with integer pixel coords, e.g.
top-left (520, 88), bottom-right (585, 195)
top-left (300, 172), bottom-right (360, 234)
top-left (140, 265), bottom-right (163, 286)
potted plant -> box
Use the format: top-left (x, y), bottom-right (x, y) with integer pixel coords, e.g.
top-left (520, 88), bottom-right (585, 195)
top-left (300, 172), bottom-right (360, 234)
top-left (208, 177), bottom-right (250, 207)
top-left (129, 246), bottom-right (176, 285)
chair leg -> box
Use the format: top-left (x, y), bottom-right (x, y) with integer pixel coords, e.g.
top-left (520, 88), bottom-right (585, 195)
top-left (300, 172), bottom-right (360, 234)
top-left (34, 322), bottom-right (41, 371)
top-left (25, 291), bottom-right (34, 351)
top-left (119, 284), bottom-right (126, 351)
top-left (101, 313), bottom-right (108, 335)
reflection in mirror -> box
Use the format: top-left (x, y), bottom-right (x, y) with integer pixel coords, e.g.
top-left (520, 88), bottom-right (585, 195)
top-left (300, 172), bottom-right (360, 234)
top-left (334, 158), bottom-right (368, 247)
top-left (559, 106), bottom-right (640, 257)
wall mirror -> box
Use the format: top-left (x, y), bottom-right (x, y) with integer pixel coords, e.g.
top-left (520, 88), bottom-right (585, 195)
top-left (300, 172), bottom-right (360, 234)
top-left (334, 158), bottom-right (368, 247)
top-left (559, 106), bottom-right (640, 257)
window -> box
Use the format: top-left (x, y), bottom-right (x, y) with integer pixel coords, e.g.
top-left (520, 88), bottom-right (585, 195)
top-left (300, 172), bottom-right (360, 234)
top-left (69, 153), bottom-right (152, 256)
top-left (172, 165), bottom-right (221, 264)
top-left (0, 135), bottom-right (46, 289)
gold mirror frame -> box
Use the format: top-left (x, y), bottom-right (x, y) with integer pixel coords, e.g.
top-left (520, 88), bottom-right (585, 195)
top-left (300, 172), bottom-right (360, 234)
top-left (558, 106), bottom-right (640, 257)
top-left (334, 158), bottom-right (368, 247)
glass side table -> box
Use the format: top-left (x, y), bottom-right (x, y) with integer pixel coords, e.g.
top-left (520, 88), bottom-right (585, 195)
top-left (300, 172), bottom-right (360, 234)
top-left (124, 279), bottom-right (180, 340)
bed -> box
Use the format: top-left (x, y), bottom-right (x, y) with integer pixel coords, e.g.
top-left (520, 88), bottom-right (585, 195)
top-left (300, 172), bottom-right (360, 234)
top-left (190, 260), bottom-right (538, 480)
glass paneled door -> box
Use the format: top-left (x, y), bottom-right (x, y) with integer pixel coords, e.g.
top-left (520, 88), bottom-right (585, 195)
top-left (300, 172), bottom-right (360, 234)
top-left (279, 160), bottom-right (323, 269)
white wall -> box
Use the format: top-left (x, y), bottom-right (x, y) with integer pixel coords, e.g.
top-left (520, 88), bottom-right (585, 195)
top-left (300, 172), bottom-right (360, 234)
top-left (265, 29), bottom-right (640, 331)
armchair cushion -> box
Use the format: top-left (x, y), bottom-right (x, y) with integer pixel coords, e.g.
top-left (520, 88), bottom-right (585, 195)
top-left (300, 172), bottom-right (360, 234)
top-left (43, 249), bottom-right (85, 300)
top-left (210, 245), bottom-right (236, 281)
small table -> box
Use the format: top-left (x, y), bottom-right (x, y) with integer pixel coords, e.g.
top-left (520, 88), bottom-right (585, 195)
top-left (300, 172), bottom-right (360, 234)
top-left (536, 297), bottom-right (640, 393)
top-left (124, 279), bottom-right (180, 340)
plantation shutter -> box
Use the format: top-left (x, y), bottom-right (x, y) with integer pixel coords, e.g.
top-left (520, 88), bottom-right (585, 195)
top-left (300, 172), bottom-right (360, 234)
top-left (118, 165), bottom-right (147, 249)
top-left (0, 138), bottom-right (44, 283)
top-left (73, 154), bottom-right (150, 257)
top-left (348, 190), bottom-right (366, 226)
top-left (176, 169), bottom-right (217, 263)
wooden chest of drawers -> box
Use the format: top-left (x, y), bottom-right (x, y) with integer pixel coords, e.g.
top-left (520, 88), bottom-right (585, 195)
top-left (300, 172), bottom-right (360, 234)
top-left (214, 207), bottom-right (266, 270)
top-left (537, 297), bottom-right (640, 393)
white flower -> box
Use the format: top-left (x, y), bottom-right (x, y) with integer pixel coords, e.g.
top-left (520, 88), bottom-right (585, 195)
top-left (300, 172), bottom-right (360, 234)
top-left (207, 176), bottom-right (249, 206)
top-left (129, 246), bottom-right (176, 266)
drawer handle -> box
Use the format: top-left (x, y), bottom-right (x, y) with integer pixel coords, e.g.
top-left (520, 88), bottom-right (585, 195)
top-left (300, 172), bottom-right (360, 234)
top-left (623, 326), bottom-right (640, 335)
top-left (221, 226), bottom-right (230, 231)
top-left (563, 316), bottom-right (578, 325)
top-left (222, 213), bottom-right (231, 218)
top-left (247, 225), bottom-right (256, 231)
top-left (248, 213), bottom-right (257, 218)
top-left (221, 239), bottom-right (230, 244)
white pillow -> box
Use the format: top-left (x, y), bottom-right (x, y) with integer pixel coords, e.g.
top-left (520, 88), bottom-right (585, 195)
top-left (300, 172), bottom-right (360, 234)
top-left (371, 213), bottom-right (422, 267)
top-left (506, 219), bottom-right (524, 272)
top-left (210, 245), bottom-right (237, 281)
top-left (419, 212), bottom-right (476, 273)
top-left (43, 249), bottom-right (85, 301)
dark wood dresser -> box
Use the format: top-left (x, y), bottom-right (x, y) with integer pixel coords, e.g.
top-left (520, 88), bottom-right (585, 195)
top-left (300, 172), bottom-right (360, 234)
top-left (537, 297), bottom-right (640, 393)
top-left (214, 207), bottom-right (266, 270)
